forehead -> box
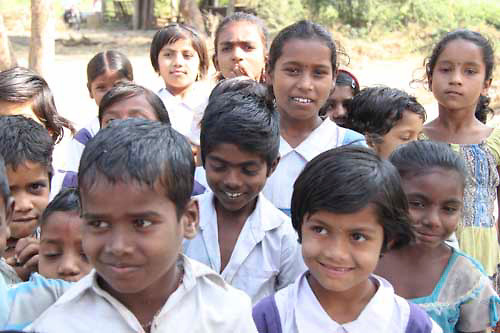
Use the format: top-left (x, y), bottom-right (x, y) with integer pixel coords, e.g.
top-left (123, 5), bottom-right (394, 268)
top-left (160, 38), bottom-right (196, 52)
top-left (330, 85), bottom-right (354, 100)
top-left (437, 39), bottom-right (484, 65)
top-left (7, 161), bottom-right (50, 183)
top-left (402, 168), bottom-right (464, 196)
top-left (305, 205), bottom-right (383, 231)
top-left (276, 38), bottom-right (332, 69)
top-left (391, 110), bottom-right (424, 131)
top-left (104, 95), bottom-right (157, 115)
top-left (218, 21), bottom-right (265, 44)
top-left (207, 143), bottom-right (266, 164)
top-left (91, 70), bottom-right (126, 85)
top-left (41, 211), bottom-right (84, 236)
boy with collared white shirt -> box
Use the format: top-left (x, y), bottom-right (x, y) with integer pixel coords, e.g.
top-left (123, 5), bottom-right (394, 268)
top-left (183, 80), bottom-right (305, 304)
top-left (28, 119), bottom-right (257, 333)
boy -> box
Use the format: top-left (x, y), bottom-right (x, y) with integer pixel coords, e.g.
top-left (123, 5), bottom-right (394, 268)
top-left (183, 80), bottom-right (305, 304)
top-left (0, 115), bottom-right (53, 283)
top-left (28, 119), bottom-right (257, 332)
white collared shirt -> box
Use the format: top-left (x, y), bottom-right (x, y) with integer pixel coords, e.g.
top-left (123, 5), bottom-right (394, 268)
top-left (274, 273), bottom-right (442, 333)
top-left (262, 118), bottom-right (365, 213)
top-left (27, 255), bottom-right (257, 333)
top-left (157, 82), bottom-right (210, 140)
top-left (183, 192), bottom-right (306, 304)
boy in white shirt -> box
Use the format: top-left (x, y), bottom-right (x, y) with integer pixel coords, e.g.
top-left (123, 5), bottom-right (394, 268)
top-left (28, 119), bottom-right (257, 333)
top-left (183, 80), bottom-right (305, 305)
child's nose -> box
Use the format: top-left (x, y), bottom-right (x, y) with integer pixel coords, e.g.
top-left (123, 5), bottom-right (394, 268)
top-left (450, 70), bottom-right (463, 85)
top-left (106, 229), bottom-right (134, 256)
top-left (14, 192), bottom-right (35, 213)
top-left (421, 208), bottom-right (441, 229)
top-left (223, 169), bottom-right (243, 189)
top-left (324, 236), bottom-right (350, 262)
top-left (231, 46), bottom-right (244, 61)
top-left (57, 253), bottom-right (81, 277)
top-left (297, 73), bottom-right (314, 91)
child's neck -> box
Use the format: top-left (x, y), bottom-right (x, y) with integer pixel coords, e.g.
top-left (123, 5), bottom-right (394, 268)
top-left (166, 83), bottom-right (193, 100)
top-left (279, 111), bottom-right (323, 148)
top-left (308, 274), bottom-right (377, 324)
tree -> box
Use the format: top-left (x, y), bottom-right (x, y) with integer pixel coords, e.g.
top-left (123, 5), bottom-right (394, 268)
top-left (0, 14), bottom-right (17, 71)
top-left (29, 0), bottom-right (55, 77)
top-left (179, 0), bottom-right (205, 34)
top-left (133, 0), bottom-right (155, 29)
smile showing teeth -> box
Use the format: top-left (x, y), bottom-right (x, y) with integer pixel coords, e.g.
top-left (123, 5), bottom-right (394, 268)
top-left (292, 97), bottom-right (312, 104)
top-left (224, 191), bottom-right (242, 199)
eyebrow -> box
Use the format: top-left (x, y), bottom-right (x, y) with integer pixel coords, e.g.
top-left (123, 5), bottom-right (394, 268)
top-left (306, 218), bottom-right (380, 234)
top-left (207, 155), bottom-right (261, 168)
top-left (437, 60), bottom-right (481, 67)
top-left (281, 61), bottom-right (331, 69)
top-left (82, 211), bottom-right (163, 220)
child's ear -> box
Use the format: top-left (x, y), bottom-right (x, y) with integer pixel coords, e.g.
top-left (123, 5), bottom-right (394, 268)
top-left (482, 78), bottom-right (492, 95)
top-left (181, 198), bottom-right (199, 240)
top-left (87, 83), bottom-right (93, 99)
top-left (266, 155), bottom-right (281, 177)
top-left (213, 53), bottom-right (219, 72)
top-left (365, 134), bottom-right (375, 149)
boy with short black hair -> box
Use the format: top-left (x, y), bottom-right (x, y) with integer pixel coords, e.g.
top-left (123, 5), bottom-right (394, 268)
top-left (184, 79), bottom-right (305, 304)
top-left (0, 115), bottom-right (53, 283)
top-left (27, 118), bottom-right (257, 332)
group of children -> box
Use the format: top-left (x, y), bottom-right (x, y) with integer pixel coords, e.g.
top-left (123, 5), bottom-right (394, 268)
top-left (0, 11), bottom-right (497, 333)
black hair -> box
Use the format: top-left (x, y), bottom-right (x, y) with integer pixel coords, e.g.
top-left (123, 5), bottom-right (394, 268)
top-left (200, 78), bottom-right (279, 167)
top-left (213, 12), bottom-right (269, 81)
top-left (150, 23), bottom-right (208, 80)
top-left (346, 86), bottom-right (426, 144)
top-left (0, 67), bottom-right (75, 143)
top-left (0, 115), bottom-right (54, 181)
top-left (86, 50), bottom-right (134, 89)
top-left (78, 118), bottom-right (194, 217)
top-left (389, 140), bottom-right (467, 186)
top-left (336, 69), bottom-right (360, 95)
top-left (0, 155), bottom-right (11, 206)
top-left (39, 188), bottom-right (80, 228)
top-left (291, 145), bottom-right (414, 251)
top-left (98, 82), bottom-right (170, 127)
top-left (208, 76), bottom-right (261, 102)
top-left (268, 20), bottom-right (337, 78)
top-left (425, 30), bottom-right (494, 122)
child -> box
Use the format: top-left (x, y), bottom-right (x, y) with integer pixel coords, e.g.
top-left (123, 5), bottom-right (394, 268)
top-left (262, 20), bottom-right (365, 215)
top-left (213, 12), bottom-right (268, 83)
top-left (56, 82), bottom-right (171, 191)
top-left (421, 29), bottom-right (499, 277)
top-left (64, 50), bottom-right (134, 176)
top-left (253, 146), bottom-right (441, 332)
top-left (346, 86), bottom-right (426, 159)
top-left (0, 66), bottom-right (74, 143)
top-left (376, 140), bottom-right (499, 332)
top-left (150, 23), bottom-right (210, 139)
top-left (319, 69), bottom-right (360, 126)
top-left (0, 116), bottom-right (53, 284)
top-left (27, 118), bottom-right (257, 332)
top-left (38, 188), bottom-right (91, 282)
top-left (184, 82), bottom-right (305, 304)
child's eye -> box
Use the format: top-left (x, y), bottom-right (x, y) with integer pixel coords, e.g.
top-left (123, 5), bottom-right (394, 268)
top-left (465, 68), bottom-right (477, 75)
top-left (311, 226), bottom-right (327, 235)
top-left (284, 68), bottom-right (299, 75)
top-left (242, 167), bottom-right (259, 176)
top-left (243, 44), bottom-right (256, 51)
top-left (409, 201), bottom-right (425, 208)
top-left (134, 219), bottom-right (153, 229)
top-left (87, 220), bottom-right (109, 229)
top-left (438, 67), bottom-right (451, 73)
top-left (351, 233), bottom-right (367, 242)
top-left (43, 252), bottom-right (61, 259)
top-left (313, 69), bottom-right (329, 77)
top-left (443, 206), bottom-right (459, 214)
top-left (80, 252), bottom-right (89, 261)
top-left (29, 182), bottom-right (47, 193)
top-left (183, 52), bottom-right (194, 59)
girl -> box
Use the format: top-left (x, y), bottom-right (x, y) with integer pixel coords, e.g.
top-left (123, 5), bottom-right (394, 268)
top-left (376, 141), bottom-right (499, 332)
top-left (150, 23), bottom-right (210, 140)
top-left (262, 20), bottom-right (365, 215)
top-left (64, 50), bottom-right (134, 175)
top-left (213, 12), bottom-right (268, 83)
top-left (0, 66), bottom-right (74, 143)
top-left (346, 86), bottom-right (426, 159)
top-left (319, 69), bottom-right (360, 126)
top-left (39, 188), bottom-right (91, 282)
top-left (421, 29), bottom-right (499, 277)
top-left (253, 146), bottom-right (441, 332)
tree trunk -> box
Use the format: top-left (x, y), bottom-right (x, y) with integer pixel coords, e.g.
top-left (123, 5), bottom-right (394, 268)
top-left (29, 0), bottom-right (55, 77)
top-left (179, 0), bottom-right (205, 34)
top-left (0, 14), bottom-right (17, 71)
top-left (133, 0), bottom-right (154, 30)
top-left (227, 0), bottom-right (235, 15)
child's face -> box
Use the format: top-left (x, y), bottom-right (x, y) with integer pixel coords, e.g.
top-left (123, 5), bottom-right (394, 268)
top-left (89, 70), bottom-right (128, 107)
top-left (5, 161), bottom-right (49, 257)
top-left (80, 178), bottom-right (198, 300)
top-left (215, 21), bottom-right (267, 82)
top-left (0, 196), bottom-right (14, 258)
top-left (401, 168), bottom-right (463, 248)
top-left (39, 211), bottom-right (91, 282)
top-left (157, 38), bottom-right (200, 96)
top-left (205, 143), bottom-right (276, 215)
top-left (430, 39), bottom-right (491, 112)
top-left (0, 101), bottom-right (41, 125)
top-left (301, 206), bottom-right (384, 299)
top-left (325, 85), bottom-right (353, 126)
top-left (371, 110), bottom-right (423, 159)
top-left (267, 38), bottom-right (333, 122)
top-left (100, 95), bottom-right (160, 128)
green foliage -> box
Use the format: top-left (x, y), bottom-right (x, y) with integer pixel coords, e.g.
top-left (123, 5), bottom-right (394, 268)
top-left (248, 0), bottom-right (307, 34)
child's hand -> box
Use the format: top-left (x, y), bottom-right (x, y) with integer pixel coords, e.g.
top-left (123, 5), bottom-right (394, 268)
top-left (5, 236), bottom-right (40, 281)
